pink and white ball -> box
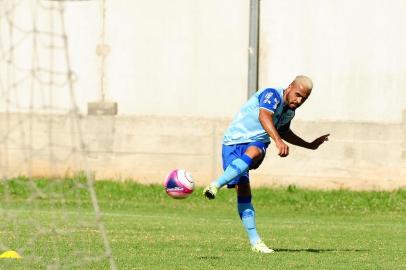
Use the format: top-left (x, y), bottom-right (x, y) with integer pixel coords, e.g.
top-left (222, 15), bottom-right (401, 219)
top-left (164, 169), bottom-right (195, 199)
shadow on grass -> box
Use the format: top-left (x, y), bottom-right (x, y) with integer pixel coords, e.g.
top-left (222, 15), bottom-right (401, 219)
top-left (274, 248), bottom-right (368, 253)
top-left (197, 256), bottom-right (221, 260)
top-left (196, 248), bottom-right (367, 259)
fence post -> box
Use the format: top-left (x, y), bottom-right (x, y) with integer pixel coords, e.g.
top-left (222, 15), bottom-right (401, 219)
top-left (247, 0), bottom-right (260, 99)
top-left (402, 110), bottom-right (406, 161)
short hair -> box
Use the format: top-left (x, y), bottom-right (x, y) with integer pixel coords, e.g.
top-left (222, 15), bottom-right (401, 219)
top-left (293, 75), bottom-right (313, 91)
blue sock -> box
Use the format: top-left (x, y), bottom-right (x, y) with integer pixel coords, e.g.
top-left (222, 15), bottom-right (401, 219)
top-left (237, 196), bottom-right (260, 246)
top-left (213, 154), bottom-right (252, 188)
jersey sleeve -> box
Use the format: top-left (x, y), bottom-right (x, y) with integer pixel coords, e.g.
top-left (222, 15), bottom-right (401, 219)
top-left (258, 88), bottom-right (282, 113)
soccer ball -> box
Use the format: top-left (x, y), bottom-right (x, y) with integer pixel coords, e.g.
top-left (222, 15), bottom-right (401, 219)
top-left (163, 169), bottom-right (195, 199)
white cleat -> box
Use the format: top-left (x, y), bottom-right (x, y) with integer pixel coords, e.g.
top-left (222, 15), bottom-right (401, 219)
top-left (251, 240), bottom-right (274, 254)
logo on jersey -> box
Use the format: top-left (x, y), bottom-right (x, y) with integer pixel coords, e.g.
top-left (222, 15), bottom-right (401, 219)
top-left (263, 92), bottom-right (273, 104)
top-left (273, 98), bottom-right (278, 110)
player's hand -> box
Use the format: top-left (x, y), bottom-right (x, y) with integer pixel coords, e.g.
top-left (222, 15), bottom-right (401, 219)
top-left (310, 134), bottom-right (330, 150)
top-left (275, 139), bottom-right (289, 157)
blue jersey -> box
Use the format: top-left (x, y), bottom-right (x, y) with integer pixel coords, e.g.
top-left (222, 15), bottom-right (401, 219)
top-left (223, 87), bottom-right (295, 145)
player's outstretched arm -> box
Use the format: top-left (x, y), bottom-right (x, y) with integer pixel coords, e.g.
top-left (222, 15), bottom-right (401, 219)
top-left (280, 130), bottom-right (330, 150)
top-left (259, 109), bottom-right (289, 157)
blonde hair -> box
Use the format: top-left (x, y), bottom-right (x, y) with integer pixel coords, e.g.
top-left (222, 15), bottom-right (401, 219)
top-left (293, 75), bottom-right (313, 91)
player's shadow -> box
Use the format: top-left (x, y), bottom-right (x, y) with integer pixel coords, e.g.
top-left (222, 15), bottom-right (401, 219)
top-left (197, 256), bottom-right (221, 260)
top-left (274, 248), bottom-right (367, 253)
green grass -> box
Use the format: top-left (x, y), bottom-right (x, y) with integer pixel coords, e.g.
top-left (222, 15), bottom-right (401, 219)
top-left (1, 177), bottom-right (406, 269)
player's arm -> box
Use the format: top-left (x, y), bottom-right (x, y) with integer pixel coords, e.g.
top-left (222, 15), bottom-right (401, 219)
top-left (280, 129), bottom-right (330, 150)
top-left (258, 109), bottom-right (289, 157)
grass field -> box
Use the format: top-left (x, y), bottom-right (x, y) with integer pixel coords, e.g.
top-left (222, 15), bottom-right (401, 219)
top-left (1, 178), bottom-right (406, 269)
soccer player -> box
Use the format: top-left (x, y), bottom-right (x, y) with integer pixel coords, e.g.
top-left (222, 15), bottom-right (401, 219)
top-left (203, 75), bottom-right (330, 253)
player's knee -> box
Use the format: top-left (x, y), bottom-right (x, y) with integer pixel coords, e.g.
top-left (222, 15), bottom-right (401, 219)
top-left (245, 146), bottom-right (265, 169)
top-left (245, 146), bottom-right (262, 159)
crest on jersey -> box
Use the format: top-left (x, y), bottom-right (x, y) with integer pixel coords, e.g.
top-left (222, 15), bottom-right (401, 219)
top-left (263, 92), bottom-right (273, 104)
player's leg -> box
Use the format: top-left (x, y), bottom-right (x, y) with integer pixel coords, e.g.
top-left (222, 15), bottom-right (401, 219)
top-left (204, 142), bottom-right (268, 199)
top-left (236, 182), bottom-right (260, 245)
top-left (236, 168), bottom-right (273, 253)
top-left (204, 144), bottom-right (262, 199)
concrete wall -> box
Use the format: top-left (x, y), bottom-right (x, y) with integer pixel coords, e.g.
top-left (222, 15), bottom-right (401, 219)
top-left (1, 113), bottom-right (405, 190)
top-left (260, 0), bottom-right (406, 123)
top-left (1, 1), bottom-right (405, 189)
top-left (0, 0), bottom-right (249, 118)
top-left (1, 0), bottom-right (405, 121)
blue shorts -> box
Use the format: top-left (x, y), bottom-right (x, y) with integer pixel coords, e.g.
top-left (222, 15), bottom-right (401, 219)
top-left (222, 141), bottom-right (269, 188)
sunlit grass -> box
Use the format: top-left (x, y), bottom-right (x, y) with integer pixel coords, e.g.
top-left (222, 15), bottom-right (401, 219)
top-left (0, 178), bottom-right (405, 269)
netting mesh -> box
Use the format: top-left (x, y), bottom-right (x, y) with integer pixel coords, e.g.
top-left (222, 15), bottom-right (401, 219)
top-left (0, 0), bottom-right (116, 268)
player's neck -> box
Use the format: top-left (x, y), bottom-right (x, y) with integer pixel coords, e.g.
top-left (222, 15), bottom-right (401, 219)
top-left (282, 88), bottom-right (288, 104)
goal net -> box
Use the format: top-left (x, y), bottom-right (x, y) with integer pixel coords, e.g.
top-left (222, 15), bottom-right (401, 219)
top-left (0, 1), bottom-right (116, 268)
